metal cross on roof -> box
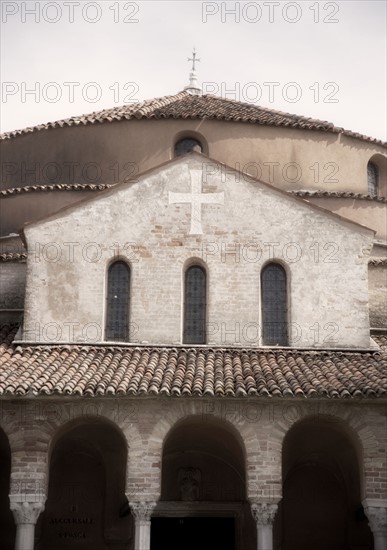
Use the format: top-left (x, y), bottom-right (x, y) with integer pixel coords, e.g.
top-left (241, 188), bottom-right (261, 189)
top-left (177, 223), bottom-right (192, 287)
top-left (188, 48), bottom-right (200, 72)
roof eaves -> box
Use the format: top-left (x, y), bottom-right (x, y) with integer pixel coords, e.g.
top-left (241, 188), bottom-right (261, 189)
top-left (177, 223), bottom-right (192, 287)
top-left (1, 91), bottom-right (385, 147)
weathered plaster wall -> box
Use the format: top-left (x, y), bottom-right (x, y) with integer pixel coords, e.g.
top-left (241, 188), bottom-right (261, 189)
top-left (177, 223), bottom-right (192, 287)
top-left (369, 266), bottom-right (387, 328)
top-left (22, 155), bottom-right (373, 348)
top-left (1, 118), bottom-right (386, 195)
top-left (303, 197), bottom-right (387, 241)
top-left (0, 190), bottom-right (97, 237)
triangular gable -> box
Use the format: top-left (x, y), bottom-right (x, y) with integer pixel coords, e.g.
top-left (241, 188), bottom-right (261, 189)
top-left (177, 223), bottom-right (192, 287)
top-left (22, 152), bottom-right (374, 238)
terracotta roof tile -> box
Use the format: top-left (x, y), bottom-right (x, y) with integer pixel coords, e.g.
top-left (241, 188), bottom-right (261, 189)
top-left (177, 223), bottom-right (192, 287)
top-left (0, 252), bottom-right (27, 262)
top-left (292, 191), bottom-right (387, 203)
top-left (2, 183), bottom-right (386, 204)
top-left (0, 324), bottom-right (386, 399)
top-left (372, 334), bottom-right (387, 351)
top-left (0, 183), bottom-right (112, 196)
top-left (1, 91), bottom-right (385, 147)
top-left (368, 259), bottom-right (387, 267)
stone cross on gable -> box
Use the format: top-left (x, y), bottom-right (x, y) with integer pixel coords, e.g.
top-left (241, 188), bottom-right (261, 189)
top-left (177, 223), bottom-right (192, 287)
top-left (169, 168), bottom-right (224, 235)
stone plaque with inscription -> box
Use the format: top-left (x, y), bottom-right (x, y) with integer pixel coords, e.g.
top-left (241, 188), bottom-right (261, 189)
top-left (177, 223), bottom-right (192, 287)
top-left (37, 449), bottom-right (105, 549)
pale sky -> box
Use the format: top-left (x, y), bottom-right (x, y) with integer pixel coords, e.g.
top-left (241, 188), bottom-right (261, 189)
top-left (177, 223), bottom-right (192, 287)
top-left (1, 0), bottom-right (386, 140)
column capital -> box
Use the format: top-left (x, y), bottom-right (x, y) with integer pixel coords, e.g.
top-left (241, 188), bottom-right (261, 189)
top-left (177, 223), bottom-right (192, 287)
top-left (250, 501), bottom-right (278, 526)
top-left (10, 500), bottom-right (45, 525)
top-left (362, 499), bottom-right (387, 535)
top-left (130, 501), bottom-right (157, 522)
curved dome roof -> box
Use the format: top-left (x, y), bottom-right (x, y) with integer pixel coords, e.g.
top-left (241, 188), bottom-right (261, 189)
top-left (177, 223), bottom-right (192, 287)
top-left (1, 91), bottom-right (386, 147)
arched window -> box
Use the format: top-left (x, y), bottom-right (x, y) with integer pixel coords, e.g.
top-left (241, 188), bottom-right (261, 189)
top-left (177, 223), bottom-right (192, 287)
top-left (183, 265), bottom-right (206, 344)
top-left (261, 263), bottom-right (288, 346)
top-left (175, 138), bottom-right (203, 157)
top-left (367, 161), bottom-right (378, 196)
top-left (105, 261), bottom-right (130, 341)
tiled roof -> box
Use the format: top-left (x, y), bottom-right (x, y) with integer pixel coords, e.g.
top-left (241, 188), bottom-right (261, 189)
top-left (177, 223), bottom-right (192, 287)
top-left (292, 191), bottom-right (387, 203)
top-left (0, 252), bottom-right (27, 262)
top-left (1, 252), bottom-right (384, 267)
top-left (0, 325), bottom-right (19, 346)
top-left (369, 259), bottom-right (387, 267)
top-left (1, 91), bottom-right (385, 147)
top-left (0, 252), bottom-right (387, 267)
top-left (1, 252), bottom-right (384, 266)
top-left (372, 334), bottom-right (387, 351)
top-left (0, 324), bottom-right (386, 399)
top-left (0, 183), bottom-right (113, 196)
top-left (2, 183), bottom-right (386, 204)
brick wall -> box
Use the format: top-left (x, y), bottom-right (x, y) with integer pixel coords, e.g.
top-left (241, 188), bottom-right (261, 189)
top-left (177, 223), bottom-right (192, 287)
top-left (1, 398), bottom-right (386, 503)
top-left (22, 155), bottom-right (374, 348)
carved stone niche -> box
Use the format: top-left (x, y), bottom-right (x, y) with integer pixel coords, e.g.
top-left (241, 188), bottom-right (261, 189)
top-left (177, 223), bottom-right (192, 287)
top-left (178, 468), bottom-right (202, 502)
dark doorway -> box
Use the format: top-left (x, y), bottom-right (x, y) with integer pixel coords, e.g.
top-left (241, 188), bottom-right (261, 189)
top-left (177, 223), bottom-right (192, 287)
top-left (160, 417), bottom-right (256, 549)
top-left (151, 517), bottom-right (235, 550)
top-left (275, 417), bottom-right (373, 550)
top-left (36, 421), bottom-right (131, 550)
top-left (281, 463), bottom-right (348, 550)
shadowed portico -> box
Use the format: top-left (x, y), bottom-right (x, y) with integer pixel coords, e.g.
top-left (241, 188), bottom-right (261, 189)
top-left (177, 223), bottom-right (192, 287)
top-left (0, 427), bottom-right (15, 550)
top-left (274, 416), bottom-right (374, 550)
top-left (151, 416), bottom-right (256, 550)
top-left (35, 419), bottom-right (131, 550)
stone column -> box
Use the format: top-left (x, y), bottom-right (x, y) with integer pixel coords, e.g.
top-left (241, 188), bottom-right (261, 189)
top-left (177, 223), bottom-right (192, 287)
top-left (363, 499), bottom-right (387, 550)
top-left (10, 499), bottom-right (45, 550)
top-left (251, 501), bottom-right (278, 550)
top-left (130, 501), bottom-right (157, 550)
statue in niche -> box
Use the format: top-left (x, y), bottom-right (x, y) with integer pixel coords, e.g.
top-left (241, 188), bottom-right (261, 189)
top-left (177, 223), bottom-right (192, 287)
top-left (178, 468), bottom-right (201, 501)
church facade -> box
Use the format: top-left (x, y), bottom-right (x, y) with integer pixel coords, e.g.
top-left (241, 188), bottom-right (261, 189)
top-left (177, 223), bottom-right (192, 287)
top-left (0, 84), bottom-right (386, 550)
